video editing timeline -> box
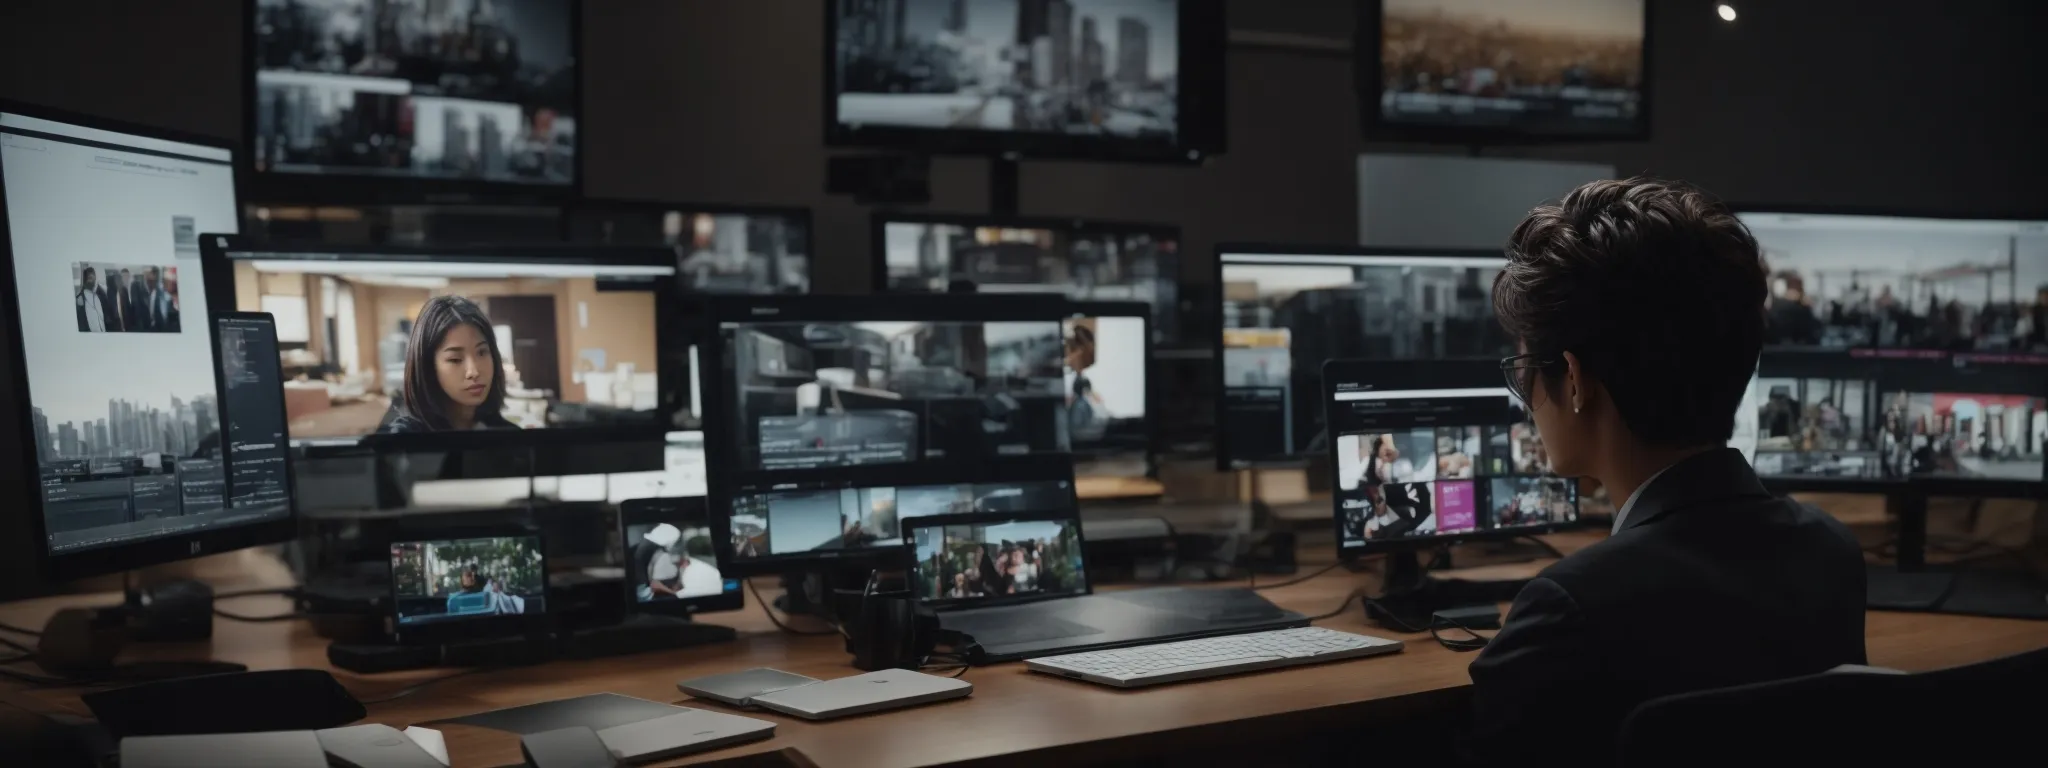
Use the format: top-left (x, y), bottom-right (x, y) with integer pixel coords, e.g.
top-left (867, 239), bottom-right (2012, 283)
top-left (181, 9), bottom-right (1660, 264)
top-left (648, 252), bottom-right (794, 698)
top-left (880, 218), bottom-right (1180, 340)
top-left (1739, 212), bottom-right (2048, 352)
top-left (832, 0), bottom-right (1182, 140)
top-left (216, 316), bottom-right (294, 514)
top-left (1376, 0), bottom-right (1646, 138)
top-left (1, 109), bottom-right (248, 554)
top-left (729, 480), bottom-right (1075, 563)
top-left (252, 0), bottom-right (579, 186)
top-left (390, 535), bottom-right (548, 626)
top-left (722, 320), bottom-right (1068, 472)
top-left (1326, 378), bottom-right (1576, 551)
top-left (909, 514), bottom-right (1088, 606)
top-left (1218, 250), bottom-right (1510, 467)
top-left (1064, 313), bottom-right (1148, 477)
top-left (219, 250), bottom-right (675, 445)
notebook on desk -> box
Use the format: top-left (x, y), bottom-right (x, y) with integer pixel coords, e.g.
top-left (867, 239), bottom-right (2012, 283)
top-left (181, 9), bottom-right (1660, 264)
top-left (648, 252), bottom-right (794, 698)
top-left (904, 511), bottom-right (1306, 663)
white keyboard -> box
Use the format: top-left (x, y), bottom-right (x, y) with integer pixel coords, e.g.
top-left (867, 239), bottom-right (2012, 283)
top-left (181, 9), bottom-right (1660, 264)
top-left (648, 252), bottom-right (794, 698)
top-left (1025, 627), bottom-right (1404, 688)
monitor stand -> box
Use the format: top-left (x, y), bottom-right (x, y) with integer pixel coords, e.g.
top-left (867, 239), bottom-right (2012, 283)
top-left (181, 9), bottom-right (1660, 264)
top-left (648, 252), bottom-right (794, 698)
top-left (1363, 549), bottom-right (1528, 631)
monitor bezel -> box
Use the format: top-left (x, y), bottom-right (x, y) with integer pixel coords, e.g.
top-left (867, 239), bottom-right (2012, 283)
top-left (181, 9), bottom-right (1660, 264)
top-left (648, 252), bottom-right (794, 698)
top-left (241, 0), bottom-right (586, 206)
top-left (901, 509), bottom-right (1092, 611)
top-left (1211, 242), bottom-right (1511, 471)
top-left (1320, 357), bottom-right (1582, 560)
top-left (618, 496), bottom-right (745, 617)
top-left (1354, 0), bottom-right (1655, 146)
top-left (0, 99), bottom-right (285, 586)
top-left (698, 292), bottom-right (1079, 576)
top-left (199, 235), bottom-right (681, 456)
top-left (822, 0), bottom-right (1229, 164)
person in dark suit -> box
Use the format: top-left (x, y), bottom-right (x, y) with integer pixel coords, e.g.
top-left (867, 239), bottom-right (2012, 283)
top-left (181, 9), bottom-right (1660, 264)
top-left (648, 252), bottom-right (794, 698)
top-left (100, 268), bottom-right (128, 332)
top-left (141, 267), bottom-right (177, 333)
top-left (1471, 178), bottom-right (1866, 766)
top-left (116, 267), bottom-right (147, 332)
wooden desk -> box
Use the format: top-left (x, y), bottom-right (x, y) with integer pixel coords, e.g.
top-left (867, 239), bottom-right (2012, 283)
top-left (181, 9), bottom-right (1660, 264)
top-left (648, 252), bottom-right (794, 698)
top-left (4, 540), bottom-right (2045, 768)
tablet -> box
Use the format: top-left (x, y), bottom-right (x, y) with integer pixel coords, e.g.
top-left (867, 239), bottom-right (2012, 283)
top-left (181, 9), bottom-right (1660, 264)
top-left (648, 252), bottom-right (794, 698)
top-left (748, 668), bottom-right (972, 721)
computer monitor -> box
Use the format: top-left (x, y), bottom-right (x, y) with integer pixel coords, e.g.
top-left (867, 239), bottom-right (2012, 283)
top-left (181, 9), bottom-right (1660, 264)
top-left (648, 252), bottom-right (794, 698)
top-left (1322, 358), bottom-right (1578, 559)
top-left (875, 212), bottom-right (1181, 343)
top-left (202, 237), bottom-right (681, 453)
top-left (247, 0), bottom-right (581, 201)
top-left (1740, 349), bottom-right (1895, 492)
top-left (1357, 0), bottom-right (1650, 143)
top-left (1064, 302), bottom-right (1156, 496)
top-left (0, 101), bottom-right (301, 584)
top-left (1873, 354), bottom-right (2047, 498)
top-left (1738, 211), bottom-right (2048, 352)
top-left (567, 201), bottom-right (813, 295)
top-left (1215, 244), bottom-right (1511, 469)
top-left (826, 0), bottom-right (1228, 163)
top-left (620, 497), bottom-right (743, 616)
top-left (700, 293), bottom-right (1079, 574)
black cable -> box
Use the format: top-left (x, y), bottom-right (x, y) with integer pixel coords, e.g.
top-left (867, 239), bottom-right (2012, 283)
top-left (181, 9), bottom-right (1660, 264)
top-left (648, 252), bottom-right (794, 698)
top-left (921, 652), bottom-right (971, 678)
top-left (1429, 618), bottom-right (1493, 652)
top-left (0, 620), bottom-right (42, 637)
top-left (745, 579), bottom-right (839, 637)
top-left (1305, 590), bottom-right (1361, 621)
top-left (213, 587), bottom-right (300, 600)
top-left (0, 634), bottom-right (35, 657)
top-left (213, 608), bottom-right (306, 622)
top-left (357, 667), bottom-right (493, 705)
top-left (1518, 535), bottom-right (1566, 559)
top-left (1249, 562), bottom-right (1343, 591)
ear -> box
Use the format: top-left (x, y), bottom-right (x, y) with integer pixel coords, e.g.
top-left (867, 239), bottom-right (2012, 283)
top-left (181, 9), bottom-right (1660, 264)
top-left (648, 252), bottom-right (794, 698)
top-left (1561, 351), bottom-right (1587, 415)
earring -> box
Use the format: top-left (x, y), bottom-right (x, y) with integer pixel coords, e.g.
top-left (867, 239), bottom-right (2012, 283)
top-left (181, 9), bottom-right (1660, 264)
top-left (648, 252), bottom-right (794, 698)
top-left (1573, 402), bottom-right (1582, 414)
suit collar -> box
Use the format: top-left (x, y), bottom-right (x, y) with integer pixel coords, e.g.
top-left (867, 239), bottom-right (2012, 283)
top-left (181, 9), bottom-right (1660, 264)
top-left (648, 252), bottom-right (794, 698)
top-left (1615, 447), bottom-right (1771, 532)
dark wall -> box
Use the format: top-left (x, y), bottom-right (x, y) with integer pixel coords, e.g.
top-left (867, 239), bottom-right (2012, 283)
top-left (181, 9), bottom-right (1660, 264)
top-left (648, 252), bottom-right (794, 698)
top-left (3, 0), bottom-right (2045, 296)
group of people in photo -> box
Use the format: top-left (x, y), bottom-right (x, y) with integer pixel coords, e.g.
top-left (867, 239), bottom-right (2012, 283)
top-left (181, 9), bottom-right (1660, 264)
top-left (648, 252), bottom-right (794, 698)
top-left (73, 263), bottom-right (180, 333)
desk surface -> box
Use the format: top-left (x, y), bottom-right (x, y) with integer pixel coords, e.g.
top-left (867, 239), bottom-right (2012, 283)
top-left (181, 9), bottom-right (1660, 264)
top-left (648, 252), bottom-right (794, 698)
top-left (4, 537), bottom-right (2046, 768)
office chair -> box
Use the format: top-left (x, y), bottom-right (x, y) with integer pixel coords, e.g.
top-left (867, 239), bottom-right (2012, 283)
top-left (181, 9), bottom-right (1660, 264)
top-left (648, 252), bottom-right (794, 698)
top-left (1617, 645), bottom-right (2048, 767)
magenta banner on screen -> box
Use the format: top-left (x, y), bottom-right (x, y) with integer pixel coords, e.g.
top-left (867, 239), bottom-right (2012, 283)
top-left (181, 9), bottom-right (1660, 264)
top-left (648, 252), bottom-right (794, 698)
top-left (1436, 480), bottom-right (1477, 534)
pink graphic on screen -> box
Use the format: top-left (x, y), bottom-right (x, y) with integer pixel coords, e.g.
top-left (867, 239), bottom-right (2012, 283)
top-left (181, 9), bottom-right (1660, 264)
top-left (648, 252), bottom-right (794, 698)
top-left (1436, 481), bottom-right (1477, 533)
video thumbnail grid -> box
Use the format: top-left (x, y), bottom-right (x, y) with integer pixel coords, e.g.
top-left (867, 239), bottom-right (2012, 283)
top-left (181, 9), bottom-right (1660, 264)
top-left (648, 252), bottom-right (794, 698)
top-left (727, 479), bottom-right (1075, 561)
top-left (1335, 424), bottom-right (1576, 546)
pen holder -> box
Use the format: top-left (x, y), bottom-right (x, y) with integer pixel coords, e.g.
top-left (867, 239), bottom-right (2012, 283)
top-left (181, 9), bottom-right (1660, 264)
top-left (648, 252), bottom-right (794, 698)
top-left (843, 589), bottom-right (938, 672)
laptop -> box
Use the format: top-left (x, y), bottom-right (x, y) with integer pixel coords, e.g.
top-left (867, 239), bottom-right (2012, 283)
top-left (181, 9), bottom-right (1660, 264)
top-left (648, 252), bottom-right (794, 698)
top-left (903, 510), bottom-right (1307, 663)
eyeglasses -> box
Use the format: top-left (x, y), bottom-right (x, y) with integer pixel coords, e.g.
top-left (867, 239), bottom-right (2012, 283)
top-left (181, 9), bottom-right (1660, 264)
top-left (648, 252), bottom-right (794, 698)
top-left (1500, 354), bottom-right (1558, 407)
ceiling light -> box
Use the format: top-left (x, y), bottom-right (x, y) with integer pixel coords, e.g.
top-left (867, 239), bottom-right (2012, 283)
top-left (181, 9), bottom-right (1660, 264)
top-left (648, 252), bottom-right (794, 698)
top-left (1717, 4), bottom-right (1738, 22)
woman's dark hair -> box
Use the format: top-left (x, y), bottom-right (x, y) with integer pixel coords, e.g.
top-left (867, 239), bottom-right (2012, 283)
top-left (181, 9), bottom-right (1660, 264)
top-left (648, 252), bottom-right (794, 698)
top-left (400, 295), bottom-right (511, 430)
top-left (1493, 177), bottom-right (1767, 448)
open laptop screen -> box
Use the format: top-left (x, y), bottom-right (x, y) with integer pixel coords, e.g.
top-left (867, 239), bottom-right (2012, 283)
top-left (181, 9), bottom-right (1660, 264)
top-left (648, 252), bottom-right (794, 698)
top-left (906, 511), bottom-right (1088, 610)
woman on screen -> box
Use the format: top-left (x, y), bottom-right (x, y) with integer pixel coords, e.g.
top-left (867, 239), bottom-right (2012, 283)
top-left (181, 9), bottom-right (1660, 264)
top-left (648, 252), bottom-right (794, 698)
top-left (386, 295), bottom-right (518, 433)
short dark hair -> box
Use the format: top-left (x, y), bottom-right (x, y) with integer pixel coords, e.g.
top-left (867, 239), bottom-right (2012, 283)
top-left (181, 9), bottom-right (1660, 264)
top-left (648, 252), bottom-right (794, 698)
top-left (1494, 177), bottom-right (1766, 447)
